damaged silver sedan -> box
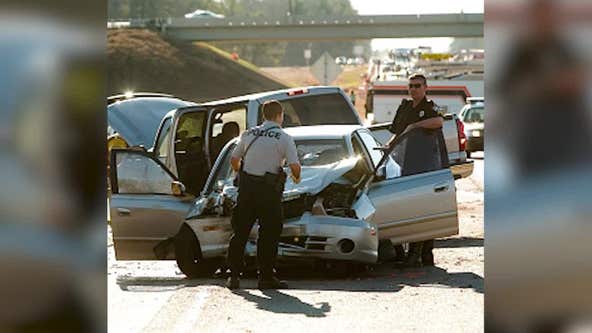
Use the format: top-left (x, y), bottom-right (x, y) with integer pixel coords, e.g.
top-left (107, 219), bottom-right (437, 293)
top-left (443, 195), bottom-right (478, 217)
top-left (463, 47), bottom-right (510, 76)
top-left (109, 125), bottom-right (459, 278)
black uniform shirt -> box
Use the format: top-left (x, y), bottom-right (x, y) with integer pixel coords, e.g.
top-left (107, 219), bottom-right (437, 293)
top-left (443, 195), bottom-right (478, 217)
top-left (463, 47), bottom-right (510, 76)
top-left (389, 97), bottom-right (442, 136)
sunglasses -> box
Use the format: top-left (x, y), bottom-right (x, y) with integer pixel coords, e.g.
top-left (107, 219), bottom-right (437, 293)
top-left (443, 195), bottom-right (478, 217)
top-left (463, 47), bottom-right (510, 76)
top-left (408, 83), bottom-right (423, 89)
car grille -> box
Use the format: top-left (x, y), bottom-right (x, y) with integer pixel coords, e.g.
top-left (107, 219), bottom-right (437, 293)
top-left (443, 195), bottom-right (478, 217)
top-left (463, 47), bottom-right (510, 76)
top-left (279, 235), bottom-right (328, 251)
top-left (306, 236), bottom-right (328, 250)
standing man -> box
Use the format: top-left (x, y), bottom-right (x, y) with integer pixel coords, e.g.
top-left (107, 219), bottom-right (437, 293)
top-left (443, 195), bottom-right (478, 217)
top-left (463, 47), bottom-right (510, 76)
top-left (389, 74), bottom-right (444, 267)
top-left (349, 89), bottom-right (357, 105)
top-left (226, 100), bottom-right (301, 289)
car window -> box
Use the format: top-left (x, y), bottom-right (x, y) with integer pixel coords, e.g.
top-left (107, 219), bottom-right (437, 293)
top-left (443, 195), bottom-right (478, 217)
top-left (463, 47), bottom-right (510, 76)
top-left (211, 107), bottom-right (247, 137)
top-left (390, 129), bottom-right (448, 177)
top-left (115, 151), bottom-right (174, 194)
top-left (351, 135), bottom-right (373, 174)
top-left (154, 117), bottom-right (172, 163)
top-left (464, 106), bottom-right (484, 123)
top-left (210, 106), bottom-right (246, 160)
top-left (294, 139), bottom-right (349, 166)
top-left (357, 131), bottom-right (384, 169)
top-left (174, 111), bottom-right (207, 156)
top-left (177, 112), bottom-right (206, 138)
top-left (175, 111), bottom-right (209, 195)
top-left (258, 93), bottom-right (359, 127)
top-left (206, 142), bottom-right (236, 193)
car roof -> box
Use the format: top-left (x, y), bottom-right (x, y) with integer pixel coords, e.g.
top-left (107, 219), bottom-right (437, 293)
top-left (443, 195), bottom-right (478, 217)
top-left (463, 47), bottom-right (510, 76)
top-left (284, 125), bottom-right (361, 140)
top-left (107, 92), bottom-right (177, 105)
top-left (199, 86), bottom-right (343, 107)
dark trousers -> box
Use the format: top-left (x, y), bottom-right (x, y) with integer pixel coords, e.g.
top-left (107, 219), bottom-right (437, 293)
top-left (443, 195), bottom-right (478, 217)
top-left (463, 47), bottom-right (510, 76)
top-left (227, 173), bottom-right (283, 279)
top-left (407, 240), bottom-right (435, 264)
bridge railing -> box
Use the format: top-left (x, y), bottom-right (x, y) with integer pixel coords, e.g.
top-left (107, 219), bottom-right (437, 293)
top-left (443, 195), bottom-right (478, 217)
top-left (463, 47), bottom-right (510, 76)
top-left (108, 13), bottom-right (483, 30)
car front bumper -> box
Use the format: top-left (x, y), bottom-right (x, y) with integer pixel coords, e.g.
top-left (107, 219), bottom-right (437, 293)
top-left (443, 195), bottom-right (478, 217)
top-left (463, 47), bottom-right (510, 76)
top-left (245, 212), bottom-right (378, 264)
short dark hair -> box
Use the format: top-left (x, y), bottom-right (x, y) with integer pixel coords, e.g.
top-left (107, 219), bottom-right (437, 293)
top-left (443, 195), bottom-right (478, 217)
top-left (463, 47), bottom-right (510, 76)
top-left (262, 100), bottom-right (284, 120)
top-left (408, 74), bottom-right (427, 85)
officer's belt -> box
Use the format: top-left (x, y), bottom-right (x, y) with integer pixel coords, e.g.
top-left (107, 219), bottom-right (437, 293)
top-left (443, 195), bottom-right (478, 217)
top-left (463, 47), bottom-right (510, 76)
top-left (242, 171), bottom-right (277, 182)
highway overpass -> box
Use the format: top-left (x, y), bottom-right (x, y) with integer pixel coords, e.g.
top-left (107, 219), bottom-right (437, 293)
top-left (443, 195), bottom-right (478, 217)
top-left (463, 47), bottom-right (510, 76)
top-left (111, 13), bottom-right (483, 41)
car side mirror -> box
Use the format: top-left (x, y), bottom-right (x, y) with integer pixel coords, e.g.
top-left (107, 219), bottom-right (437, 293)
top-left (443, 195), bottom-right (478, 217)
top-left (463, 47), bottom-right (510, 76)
top-left (171, 181), bottom-right (186, 196)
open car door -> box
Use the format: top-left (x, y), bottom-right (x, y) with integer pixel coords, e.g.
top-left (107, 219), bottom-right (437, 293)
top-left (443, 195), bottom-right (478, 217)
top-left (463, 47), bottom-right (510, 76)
top-left (109, 148), bottom-right (194, 260)
top-left (361, 128), bottom-right (459, 244)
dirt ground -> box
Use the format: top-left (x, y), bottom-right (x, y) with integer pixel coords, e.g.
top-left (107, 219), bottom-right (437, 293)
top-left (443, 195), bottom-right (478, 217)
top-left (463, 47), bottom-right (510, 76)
top-left (107, 29), bottom-right (287, 102)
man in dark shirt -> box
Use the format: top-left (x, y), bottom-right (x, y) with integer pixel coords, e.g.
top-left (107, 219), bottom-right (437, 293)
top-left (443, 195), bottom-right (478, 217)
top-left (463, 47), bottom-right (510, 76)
top-left (390, 74), bottom-right (444, 137)
top-left (389, 74), bottom-right (444, 267)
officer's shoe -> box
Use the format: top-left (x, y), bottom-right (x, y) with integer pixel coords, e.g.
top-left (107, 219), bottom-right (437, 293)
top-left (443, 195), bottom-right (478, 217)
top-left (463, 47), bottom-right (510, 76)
top-left (225, 275), bottom-right (240, 290)
top-left (257, 276), bottom-right (288, 289)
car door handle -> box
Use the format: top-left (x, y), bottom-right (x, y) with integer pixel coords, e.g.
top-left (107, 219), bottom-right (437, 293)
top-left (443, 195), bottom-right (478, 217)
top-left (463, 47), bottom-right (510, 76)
top-left (117, 208), bottom-right (131, 216)
top-left (433, 183), bottom-right (449, 193)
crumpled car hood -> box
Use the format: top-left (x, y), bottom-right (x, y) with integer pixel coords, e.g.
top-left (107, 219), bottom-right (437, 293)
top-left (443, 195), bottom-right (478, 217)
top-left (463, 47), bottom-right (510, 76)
top-left (283, 156), bottom-right (360, 199)
top-left (187, 156), bottom-right (361, 219)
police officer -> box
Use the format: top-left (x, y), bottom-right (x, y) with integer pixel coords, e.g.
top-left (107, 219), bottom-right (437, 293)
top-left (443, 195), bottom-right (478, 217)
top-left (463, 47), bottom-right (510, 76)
top-left (226, 100), bottom-right (301, 289)
top-left (390, 74), bottom-right (444, 267)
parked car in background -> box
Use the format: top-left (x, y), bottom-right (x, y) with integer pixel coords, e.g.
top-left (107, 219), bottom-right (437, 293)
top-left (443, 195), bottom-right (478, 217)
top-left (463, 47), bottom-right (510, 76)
top-left (184, 9), bottom-right (225, 19)
top-left (458, 99), bottom-right (484, 157)
top-left (109, 125), bottom-right (459, 277)
top-left (335, 56), bottom-right (347, 65)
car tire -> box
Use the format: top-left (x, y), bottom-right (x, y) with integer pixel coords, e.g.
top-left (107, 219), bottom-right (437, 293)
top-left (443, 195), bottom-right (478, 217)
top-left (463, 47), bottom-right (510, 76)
top-left (466, 151), bottom-right (471, 158)
top-left (174, 224), bottom-right (218, 278)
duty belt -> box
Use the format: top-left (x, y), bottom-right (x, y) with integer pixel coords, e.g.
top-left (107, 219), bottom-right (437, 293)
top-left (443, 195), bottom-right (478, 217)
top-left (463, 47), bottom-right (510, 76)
top-left (242, 171), bottom-right (266, 182)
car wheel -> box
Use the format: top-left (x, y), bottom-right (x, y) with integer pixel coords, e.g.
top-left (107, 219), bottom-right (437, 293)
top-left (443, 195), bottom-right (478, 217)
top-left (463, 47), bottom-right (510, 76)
top-left (174, 224), bottom-right (218, 278)
top-left (466, 151), bottom-right (471, 158)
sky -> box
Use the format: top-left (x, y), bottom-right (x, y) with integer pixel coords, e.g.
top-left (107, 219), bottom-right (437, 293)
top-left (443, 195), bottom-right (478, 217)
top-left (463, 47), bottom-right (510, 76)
top-left (348, 0), bottom-right (484, 52)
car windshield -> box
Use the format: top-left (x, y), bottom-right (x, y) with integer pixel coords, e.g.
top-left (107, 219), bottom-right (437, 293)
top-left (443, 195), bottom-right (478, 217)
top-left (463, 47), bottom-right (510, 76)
top-left (294, 139), bottom-right (349, 166)
top-left (464, 106), bottom-right (484, 123)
